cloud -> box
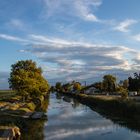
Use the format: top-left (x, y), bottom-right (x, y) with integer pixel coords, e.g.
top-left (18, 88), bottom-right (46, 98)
top-left (1, 33), bottom-right (139, 83)
top-left (20, 34), bottom-right (138, 82)
top-left (0, 34), bottom-right (28, 42)
top-left (42, 0), bottom-right (102, 22)
top-left (133, 34), bottom-right (140, 42)
top-left (74, 0), bottom-right (101, 22)
top-left (113, 19), bottom-right (137, 32)
top-left (8, 19), bottom-right (24, 29)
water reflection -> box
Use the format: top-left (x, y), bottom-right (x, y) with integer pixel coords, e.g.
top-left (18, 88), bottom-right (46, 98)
top-left (44, 93), bottom-right (140, 140)
top-left (1, 93), bottom-right (140, 140)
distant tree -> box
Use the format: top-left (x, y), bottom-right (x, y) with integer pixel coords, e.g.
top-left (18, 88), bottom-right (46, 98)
top-left (128, 72), bottom-right (140, 92)
top-left (9, 60), bottom-right (49, 99)
top-left (122, 79), bottom-right (129, 89)
top-left (119, 80), bottom-right (128, 89)
top-left (73, 82), bottom-right (81, 91)
top-left (50, 86), bottom-right (55, 92)
top-left (93, 82), bottom-right (102, 91)
top-left (116, 86), bottom-right (128, 98)
top-left (55, 82), bottom-right (62, 92)
top-left (62, 83), bottom-right (72, 92)
top-left (102, 74), bottom-right (117, 93)
top-left (134, 72), bottom-right (140, 79)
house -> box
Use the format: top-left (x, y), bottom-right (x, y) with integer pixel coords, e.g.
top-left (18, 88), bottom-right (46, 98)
top-left (128, 91), bottom-right (138, 96)
top-left (85, 87), bottom-right (100, 95)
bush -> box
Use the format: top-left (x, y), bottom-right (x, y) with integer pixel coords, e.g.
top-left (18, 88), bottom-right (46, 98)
top-left (73, 82), bottom-right (81, 91)
top-left (26, 102), bottom-right (36, 111)
top-left (32, 95), bottom-right (44, 107)
top-left (18, 107), bottom-right (31, 113)
top-left (121, 90), bottom-right (128, 98)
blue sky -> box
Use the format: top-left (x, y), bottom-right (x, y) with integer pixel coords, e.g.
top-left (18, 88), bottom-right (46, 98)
top-left (1, 0), bottom-right (140, 89)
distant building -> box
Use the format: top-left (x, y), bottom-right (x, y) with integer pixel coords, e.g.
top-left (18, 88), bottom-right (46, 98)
top-left (128, 91), bottom-right (138, 96)
top-left (85, 87), bottom-right (100, 95)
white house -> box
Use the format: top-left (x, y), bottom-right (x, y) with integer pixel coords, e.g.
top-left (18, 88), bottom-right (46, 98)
top-left (85, 87), bottom-right (99, 95)
top-left (128, 91), bottom-right (138, 96)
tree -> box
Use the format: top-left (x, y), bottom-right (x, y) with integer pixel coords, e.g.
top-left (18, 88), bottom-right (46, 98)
top-left (116, 86), bottom-right (128, 98)
top-left (55, 82), bottom-right (62, 92)
top-left (128, 72), bottom-right (140, 92)
top-left (9, 60), bottom-right (49, 99)
top-left (62, 83), bottom-right (72, 92)
top-left (102, 74), bottom-right (117, 93)
top-left (122, 80), bottom-right (128, 89)
top-left (73, 82), bottom-right (81, 91)
top-left (119, 80), bottom-right (128, 89)
top-left (93, 82), bottom-right (103, 91)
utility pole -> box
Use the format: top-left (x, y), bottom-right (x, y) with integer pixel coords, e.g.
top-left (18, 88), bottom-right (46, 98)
top-left (84, 81), bottom-right (87, 87)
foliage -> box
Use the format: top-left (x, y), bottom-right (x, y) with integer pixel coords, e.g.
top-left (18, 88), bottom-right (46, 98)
top-left (93, 82), bottom-right (102, 91)
top-left (117, 86), bottom-right (128, 98)
top-left (55, 82), bottom-right (62, 92)
top-left (128, 72), bottom-right (140, 92)
top-left (18, 107), bottom-right (32, 113)
top-left (50, 86), bottom-right (55, 92)
top-left (122, 80), bottom-right (129, 89)
top-left (25, 102), bottom-right (36, 111)
top-left (8, 60), bottom-right (49, 99)
top-left (62, 83), bottom-right (72, 92)
top-left (102, 74), bottom-right (117, 93)
top-left (73, 82), bottom-right (81, 91)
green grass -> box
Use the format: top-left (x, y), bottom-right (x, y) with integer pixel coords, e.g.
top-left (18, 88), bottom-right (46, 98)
top-left (0, 90), bottom-right (48, 115)
top-left (0, 90), bottom-right (16, 100)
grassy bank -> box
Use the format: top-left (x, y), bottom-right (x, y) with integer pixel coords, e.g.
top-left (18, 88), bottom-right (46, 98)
top-left (0, 90), bottom-right (16, 100)
top-left (64, 93), bottom-right (140, 118)
top-left (0, 90), bottom-right (49, 118)
top-left (0, 90), bottom-right (49, 139)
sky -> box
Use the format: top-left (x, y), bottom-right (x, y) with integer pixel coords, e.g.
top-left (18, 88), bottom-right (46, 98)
top-left (1, 0), bottom-right (140, 89)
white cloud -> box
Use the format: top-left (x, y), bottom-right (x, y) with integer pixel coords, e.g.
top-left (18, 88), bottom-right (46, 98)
top-left (8, 19), bottom-right (24, 28)
top-left (74, 0), bottom-right (101, 22)
top-left (0, 34), bottom-right (28, 42)
top-left (133, 34), bottom-right (140, 42)
top-left (42, 0), bottom-right (102, 22)
top-left (1, 33), bottom-right (140, 83)
top-left (114, 19), bottom-right (137, 32)
top-left (22, 34), bottom-right (139, 82)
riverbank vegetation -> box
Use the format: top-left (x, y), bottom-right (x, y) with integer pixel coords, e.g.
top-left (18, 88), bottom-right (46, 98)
top-left (0, 60), bottom-right (50, 139)
top-left (0, 60), bottom-right (50, 117)
top-left (54, 73), bottom-right (140, 98)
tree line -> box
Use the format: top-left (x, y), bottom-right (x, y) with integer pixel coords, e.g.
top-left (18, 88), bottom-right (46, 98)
top-left (53, 73), bottom-right (140, 98)
top-left (7, 60), bottom-right (140, 100)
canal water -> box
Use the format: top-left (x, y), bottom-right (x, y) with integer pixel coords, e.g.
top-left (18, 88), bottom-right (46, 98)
top-left (1, 93), bottom-right (140, 140)
top-left (43, 94), bottom-right (140, 140)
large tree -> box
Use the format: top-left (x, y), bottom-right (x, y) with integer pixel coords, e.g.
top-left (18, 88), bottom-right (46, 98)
top-left (102, 74), bottom-right (117, 93)
top-left (9, 60), bottom-right (49, 98)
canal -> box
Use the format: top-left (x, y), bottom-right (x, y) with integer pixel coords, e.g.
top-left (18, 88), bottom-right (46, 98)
top-left (1, 93), bottom-right (140, 140)
top-left (43, 93), bottom-right (140, 140)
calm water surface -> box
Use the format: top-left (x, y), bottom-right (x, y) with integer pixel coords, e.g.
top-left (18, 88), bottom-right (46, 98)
top-left (0, 93), bottom-right (140, 140)
top-left (43, 94), bottom-right (140, 140)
